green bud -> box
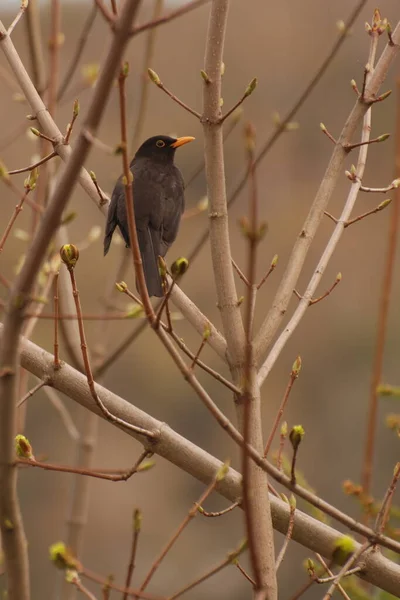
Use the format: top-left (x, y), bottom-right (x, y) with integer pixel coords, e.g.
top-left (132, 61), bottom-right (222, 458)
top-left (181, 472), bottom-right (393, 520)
top-left (59, 244), bottom-right (79, 269)
top-left (200, 70), bottom-right (210, 84)
top-left (377, 199), bottom-right (392, 211)
top-left (125, 306), bottom-right (144, 319)
top-left (30, 127), bottom-right (40, 137)
top-left (73, 99), bottom-right (79, 117)
top-left (332, 535), bottom-right (356, 563)
top-left (377, 383), bottom-right (400, 397)
top-left (220, 62), bottom-right (225, 76)
top-left (15, 434), bottom-right (33, 459)
top-left (115, 281), bottom-right (128, 293)
top-left (280, 421), bottom-right (288, 436)
top-left (0, 160), bottom-right (9, 180)
top-left (203, 322), bottom-right (211, 340)
top-left (376, 89), bottom-right (392, 102)
top-left (292, 356), bottom-right (302, 377)
top-left (148, 68), bottom-right (161, 86)
top-left (49, 542), bottom-right (81, 571)
top-left (61, 212), bottom-right (77, 226)
top-left (289, 425), bottom-right (305, 451)
top-left (24, 168), bottom-right (39, 191)
top-left (377, 133), bottom-right (390, 143)
top-left (244, 77), bottom-right (257, 97)
top-left (89, 170), bottom-right (97, 182)
top-left (65, 570), bottom-right (78, 584)
top-left (271, 254), bottom-right (278, 268)
top-left (216, 460), bottom-right (230, 481)
top-left (319, 123), bottom-right (327, 132)
top-left (171, 257), bottom-right (189, 277)
top-left (137, 459), bottom-right (155, 472)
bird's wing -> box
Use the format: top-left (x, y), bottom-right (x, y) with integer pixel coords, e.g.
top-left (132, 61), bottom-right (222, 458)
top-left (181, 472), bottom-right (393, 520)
top-left (159, 168), bottom-right (185, 256)
top-left (104, 181), bottom-right (119, 255)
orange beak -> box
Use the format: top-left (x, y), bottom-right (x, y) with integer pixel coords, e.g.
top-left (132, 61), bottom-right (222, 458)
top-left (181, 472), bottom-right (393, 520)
top-left (170, 136), bottom-right (195, 148)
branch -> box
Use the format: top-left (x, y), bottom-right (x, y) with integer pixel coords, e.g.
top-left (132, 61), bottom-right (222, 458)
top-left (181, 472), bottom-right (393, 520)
top-left (11, 327), bottom-right (400, 595)
top-left (202, 0), bottom-right (245, 365)
top-left (0, 4), bottom-right (143, 599)
top-left (132, 0), bottom-right (210, 36)
top-left (255, 19), bottom-right (400, 366)
top-left (0, 20), bottom-right (109, 214)
top-left (184, 0), bottom-right (370, 270)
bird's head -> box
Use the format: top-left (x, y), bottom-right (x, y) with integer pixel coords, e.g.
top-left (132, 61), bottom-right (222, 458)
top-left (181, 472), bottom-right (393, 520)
top-left (134, 135), bottom-right (195, 163)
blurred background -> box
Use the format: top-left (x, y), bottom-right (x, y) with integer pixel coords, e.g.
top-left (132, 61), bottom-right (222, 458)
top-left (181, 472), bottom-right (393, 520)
top-left (1, 0), bottom-right (400, 598)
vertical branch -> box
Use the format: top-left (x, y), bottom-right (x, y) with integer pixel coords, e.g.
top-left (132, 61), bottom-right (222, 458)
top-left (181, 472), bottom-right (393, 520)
top-left (202, 5), bottom-right (275, 598)
top-left (202, 0), bottom-right (245, 364)
top-left (240, 125), bottom-right (277, 599)
top-left (361, 80), bottom-right (400, 500)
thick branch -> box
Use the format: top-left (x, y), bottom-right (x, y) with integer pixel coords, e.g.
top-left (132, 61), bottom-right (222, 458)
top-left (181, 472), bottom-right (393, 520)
top-left (9, 328), bottom-right (400, 596)
top-left (202, 0), bottom-right (245, 365)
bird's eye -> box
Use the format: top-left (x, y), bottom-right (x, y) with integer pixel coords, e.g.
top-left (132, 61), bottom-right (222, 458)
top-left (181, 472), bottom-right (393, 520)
top-left (156, 139), bottom-right (165, 148)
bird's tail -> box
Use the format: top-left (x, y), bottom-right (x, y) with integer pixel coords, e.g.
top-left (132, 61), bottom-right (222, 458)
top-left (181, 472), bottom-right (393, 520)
top-left (137, 228), bottom-right (163, 297)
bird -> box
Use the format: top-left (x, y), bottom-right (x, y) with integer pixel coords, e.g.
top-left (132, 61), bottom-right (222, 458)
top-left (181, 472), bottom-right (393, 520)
top-left (104, 134), bottom-right (195, 297)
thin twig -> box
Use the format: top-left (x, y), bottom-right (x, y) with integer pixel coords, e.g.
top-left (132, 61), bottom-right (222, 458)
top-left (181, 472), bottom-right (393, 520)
top-left (62, 256), bottom-right (156, 439)
top-left (322, 542), bottom-right (371, 600)
top-left (53, 271), bottom-right (60, 369)
top-left (18, 450), bottom-right (150, 482)
top-left (16, 377), bottom-right (49, 408)
top-left (148, 70), bottom-right (201, 119)
top-left (7, 1), bottom-right (28, 37)
top-left (374, 462), bottom-right (400, 535)
top-left (122, 509), bottom-right (142, 600)
top-left (198, 500), bottom-right (240, 517)
top-left (275, 499), bottom-right (295, 570)
top-left (166, 539), bottom-right (246, 600)
top-left (236, 562), bottom-right (256, 587)
top-left (264, 359), bottom-right (300, 457)
top-left (137, 470), bottom-right (223, 597)
top-left (132, 0), bottom-right (210, 36)
top-left (8, 152), bottom-right (57, 175)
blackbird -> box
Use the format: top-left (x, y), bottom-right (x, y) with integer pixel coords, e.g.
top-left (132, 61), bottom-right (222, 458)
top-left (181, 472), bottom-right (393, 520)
top-left (104, 134), bottom-right (195, 297)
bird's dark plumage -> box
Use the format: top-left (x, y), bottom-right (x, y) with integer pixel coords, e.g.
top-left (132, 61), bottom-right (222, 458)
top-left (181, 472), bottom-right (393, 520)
top-left (104, 135), bottom-right (194, 297)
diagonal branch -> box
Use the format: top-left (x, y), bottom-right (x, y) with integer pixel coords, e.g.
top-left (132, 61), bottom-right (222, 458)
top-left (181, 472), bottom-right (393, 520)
top-left (254, 21), bottom-right (400, 366)
top-left (10, 327), bottom-right (400, 596)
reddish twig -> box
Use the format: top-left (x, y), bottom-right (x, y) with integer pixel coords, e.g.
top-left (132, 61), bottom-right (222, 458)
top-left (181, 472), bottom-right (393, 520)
top-left (8, 151), bottom-right (57, 175)
top-left (264, 357), bottom-right (301, 457)
top-left (18, 449), bottom-right (150, 482)
top-left (53, 271), bottom-right (60, 369)
top-left (122, 509), bottom-right (142, 600)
